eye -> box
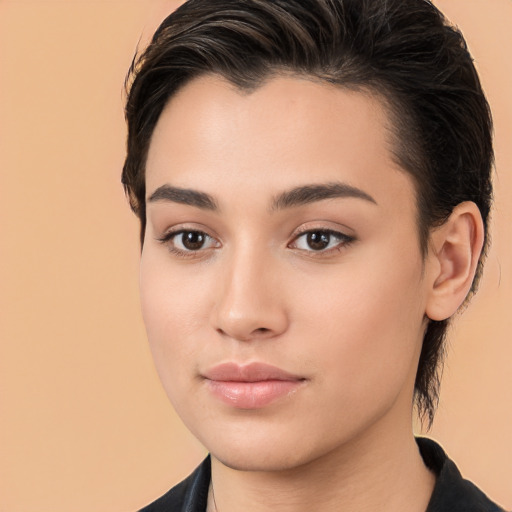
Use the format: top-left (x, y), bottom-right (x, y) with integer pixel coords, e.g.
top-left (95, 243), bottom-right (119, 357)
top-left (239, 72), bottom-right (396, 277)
top-left (290, 229), bottom-right (354, 252)
top-left (158, 229), bottom-right (219, 254)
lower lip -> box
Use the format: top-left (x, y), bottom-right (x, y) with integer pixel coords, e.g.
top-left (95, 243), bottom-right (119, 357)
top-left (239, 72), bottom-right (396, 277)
top-left (205, 379), bottom-right (303, 409)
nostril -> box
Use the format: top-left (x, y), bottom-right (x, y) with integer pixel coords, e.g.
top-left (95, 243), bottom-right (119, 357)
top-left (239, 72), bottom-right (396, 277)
top-left (216, 326), bottom-right (272, 340)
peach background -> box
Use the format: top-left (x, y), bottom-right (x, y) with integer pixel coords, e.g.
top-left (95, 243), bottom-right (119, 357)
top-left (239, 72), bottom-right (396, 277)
top-left (1, 1), bottom-right (511, 511)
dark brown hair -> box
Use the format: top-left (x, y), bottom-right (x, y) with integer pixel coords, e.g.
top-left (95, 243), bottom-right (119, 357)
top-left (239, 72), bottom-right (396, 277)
top-left (122, 0), bottom-right (493, 426)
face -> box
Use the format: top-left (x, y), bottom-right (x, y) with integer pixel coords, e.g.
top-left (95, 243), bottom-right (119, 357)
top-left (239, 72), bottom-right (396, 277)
top-left (141, 75), bottom-right (431, 471)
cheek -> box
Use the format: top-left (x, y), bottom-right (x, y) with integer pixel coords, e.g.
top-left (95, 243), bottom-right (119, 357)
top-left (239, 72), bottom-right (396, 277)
top-left (297, 247), bottom-right (426, 405)
top-left (139, 250), bottom-right (207, 391)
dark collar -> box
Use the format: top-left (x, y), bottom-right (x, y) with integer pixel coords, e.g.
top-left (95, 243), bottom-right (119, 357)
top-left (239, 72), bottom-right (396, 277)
top-left (417, 437), bottom-right (504, 512)
top-left (140, 438), bottom-right (504, 512)
top-left (138, 456), bottom-right (210, 512)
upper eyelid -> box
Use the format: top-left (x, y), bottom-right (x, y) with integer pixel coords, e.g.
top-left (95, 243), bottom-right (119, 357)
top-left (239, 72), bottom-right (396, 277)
top-left (294, 227), bottom-right (348, 236)
top-left (291, 224), bottom-right (354, 239)
top-left (158, 230), bottom-right (218, 247)
top-left (290, 229), bottom-right (354, 243)
top-left (156, 224), bottom-right (219, 241)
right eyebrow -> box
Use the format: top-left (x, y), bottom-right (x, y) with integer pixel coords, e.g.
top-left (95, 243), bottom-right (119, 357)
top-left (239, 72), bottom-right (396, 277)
top-left (147, 184), bottom-right (218, 211)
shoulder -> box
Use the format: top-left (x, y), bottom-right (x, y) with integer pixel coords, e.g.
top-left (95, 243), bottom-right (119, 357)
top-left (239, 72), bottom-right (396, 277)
top-left (418, 437), bottom-right (506, 512)
top-left (138, 456), bottom-right (211, 512)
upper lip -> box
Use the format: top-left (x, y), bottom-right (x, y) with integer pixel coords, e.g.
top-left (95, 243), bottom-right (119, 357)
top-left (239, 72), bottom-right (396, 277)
top-left (202, 362), bottom-right (304, 382)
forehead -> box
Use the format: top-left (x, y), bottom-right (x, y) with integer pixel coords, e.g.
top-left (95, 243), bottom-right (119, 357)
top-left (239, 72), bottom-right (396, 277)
top-left (145, 74), bottom-right (415, 214)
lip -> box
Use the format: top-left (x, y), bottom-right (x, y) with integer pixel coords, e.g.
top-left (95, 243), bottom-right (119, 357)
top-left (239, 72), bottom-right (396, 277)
top-left (202, 362), bottom-right (305, 409)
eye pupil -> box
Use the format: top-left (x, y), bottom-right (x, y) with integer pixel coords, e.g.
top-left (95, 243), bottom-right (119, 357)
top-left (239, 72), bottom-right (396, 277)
top-left (307, 231), bottom-right (330, 250)
top-left (182, 231), bottom-right (205, 250)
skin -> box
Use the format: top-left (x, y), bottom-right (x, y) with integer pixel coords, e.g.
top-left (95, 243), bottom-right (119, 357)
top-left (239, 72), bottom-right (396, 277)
top-left (140, 75), bottom-right (483, 512)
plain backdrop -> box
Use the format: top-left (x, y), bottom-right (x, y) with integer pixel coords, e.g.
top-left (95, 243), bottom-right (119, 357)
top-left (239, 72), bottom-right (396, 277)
top-left (1, 1), bottom-right (511, 511)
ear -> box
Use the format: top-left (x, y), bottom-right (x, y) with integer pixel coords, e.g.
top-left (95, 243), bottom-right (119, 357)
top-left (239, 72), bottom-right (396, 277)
top-left (425, 202), bottom-right (485, 321)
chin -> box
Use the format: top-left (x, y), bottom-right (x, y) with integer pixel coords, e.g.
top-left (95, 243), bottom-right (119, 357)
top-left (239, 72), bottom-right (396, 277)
top-left (200, 423), bottom-right (343, 473)
top-left (211, 446), bottom-right (314, 473)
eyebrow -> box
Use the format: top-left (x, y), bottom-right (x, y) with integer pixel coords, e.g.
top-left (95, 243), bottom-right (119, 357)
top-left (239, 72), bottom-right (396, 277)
top-left (147, 181), bottom-right (376, 212)
top-left (270, 182), bottom-right (377, 210)
top-left (148, 185), bottom-right (218, 210)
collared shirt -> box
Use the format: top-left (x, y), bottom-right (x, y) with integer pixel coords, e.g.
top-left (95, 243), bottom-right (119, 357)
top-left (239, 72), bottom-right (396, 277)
top-left (139, 438), bottom-right (505, 512)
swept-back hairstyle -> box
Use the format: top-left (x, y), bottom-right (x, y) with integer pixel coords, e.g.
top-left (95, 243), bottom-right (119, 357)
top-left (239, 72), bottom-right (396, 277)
top-left (122, 0), bottom-right (493, 425)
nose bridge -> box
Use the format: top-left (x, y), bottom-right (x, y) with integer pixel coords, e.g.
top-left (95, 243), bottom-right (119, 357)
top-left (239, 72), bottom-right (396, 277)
top-left (212, 242), bottom-right (288, 341)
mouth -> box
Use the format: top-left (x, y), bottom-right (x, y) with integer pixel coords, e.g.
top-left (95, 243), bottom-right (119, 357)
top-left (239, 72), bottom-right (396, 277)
top-left (202, 362), bottom-right (306, 409)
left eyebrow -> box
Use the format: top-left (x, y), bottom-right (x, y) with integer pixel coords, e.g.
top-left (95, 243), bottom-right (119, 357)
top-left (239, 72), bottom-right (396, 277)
top-left (270, 182), bottom-right (377, 211)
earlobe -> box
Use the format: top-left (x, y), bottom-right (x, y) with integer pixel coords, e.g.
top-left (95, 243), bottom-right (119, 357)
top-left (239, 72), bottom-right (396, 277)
top-left (425, 202), bottom-right (485, 321)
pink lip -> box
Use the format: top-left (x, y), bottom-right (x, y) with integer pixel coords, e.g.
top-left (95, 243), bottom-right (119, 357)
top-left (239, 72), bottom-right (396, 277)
top-left (203, 362), bottom-right (305, 409)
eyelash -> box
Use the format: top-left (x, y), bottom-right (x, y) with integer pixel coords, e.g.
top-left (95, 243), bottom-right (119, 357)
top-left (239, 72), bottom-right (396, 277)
top-left (289, 228), bottom-right (355, 254)
top-left (156, 227), bottom-right (355, 258)
top-left (157, 229), bottom-right (219, 258)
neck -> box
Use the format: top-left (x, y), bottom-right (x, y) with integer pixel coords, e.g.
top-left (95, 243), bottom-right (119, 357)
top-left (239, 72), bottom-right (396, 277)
top-left (208, 414), bottom-right (434, 512)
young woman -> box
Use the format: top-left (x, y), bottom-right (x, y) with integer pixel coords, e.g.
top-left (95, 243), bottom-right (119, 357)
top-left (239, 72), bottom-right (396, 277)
top-left (122, 0), bottom-right (504, 510)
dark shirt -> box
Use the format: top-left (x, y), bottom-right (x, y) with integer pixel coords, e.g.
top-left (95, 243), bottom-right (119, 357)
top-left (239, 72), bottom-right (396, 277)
top-left (139, 437), bottom-right (505, 511)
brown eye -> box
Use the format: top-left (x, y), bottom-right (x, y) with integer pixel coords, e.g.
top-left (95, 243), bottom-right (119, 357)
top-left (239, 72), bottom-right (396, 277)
top-left (306, 231), bottom-right (330, 251)
top-left (181, 231), bottom-right (207, 250)
top-left (159, 229), bottom-right (219, 254)
top-left (290, 229), bottom-right (354, 253)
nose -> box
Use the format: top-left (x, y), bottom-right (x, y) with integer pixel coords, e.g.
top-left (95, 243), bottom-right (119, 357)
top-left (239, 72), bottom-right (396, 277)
top-left (211, 249), bottom-right (289, 342)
